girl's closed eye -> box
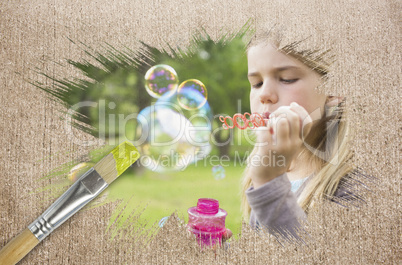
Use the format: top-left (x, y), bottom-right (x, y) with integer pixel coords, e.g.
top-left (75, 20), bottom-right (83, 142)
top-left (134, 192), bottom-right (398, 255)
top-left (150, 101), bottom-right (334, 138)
top-left (252, 81), bottom-right (263, 88)
top-left (280, 78), bottom-right (299, 84)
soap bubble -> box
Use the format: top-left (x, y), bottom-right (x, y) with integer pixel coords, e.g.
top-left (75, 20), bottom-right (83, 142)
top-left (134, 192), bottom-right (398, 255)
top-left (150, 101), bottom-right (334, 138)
top-left (67, 162), bottom-right (109, 202)
top-left (177, 79), bottom-right (207, 110)
top-left (158, 216), bottom-right (169, 227)
top-left (212, 165), bottom-right (225, 180)
top-left (145, 64), bottom-right (179, 98)
top-left (135, 92), bottom-right (213, 172)
top-left (68, 162), bottom-right (94, 183)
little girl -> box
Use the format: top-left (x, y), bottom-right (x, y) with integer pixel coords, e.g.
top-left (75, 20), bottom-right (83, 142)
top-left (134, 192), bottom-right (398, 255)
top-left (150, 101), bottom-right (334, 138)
top-left (223, 32), bottom-right (360, 242)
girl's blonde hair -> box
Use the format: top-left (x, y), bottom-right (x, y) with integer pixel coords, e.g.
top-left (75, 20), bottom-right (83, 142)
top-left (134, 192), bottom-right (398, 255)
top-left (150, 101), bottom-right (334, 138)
top-left (241, 30), bottom-right (354, 219)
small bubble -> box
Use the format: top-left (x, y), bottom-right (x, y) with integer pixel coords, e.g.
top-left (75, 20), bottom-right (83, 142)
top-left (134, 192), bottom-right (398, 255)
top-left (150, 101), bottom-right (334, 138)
top-left (212, 165), bottom-right (225, 180)
top-left (145, 64), bottom-right (179, 98)
top-left (108, 102), bottom-right (116, 109)
top-left (158, 216), bottom-right (169, 227)
top-left (176, 79), bottom-right (207, 110)
top-left (68, 162), bottom-right (93, 183)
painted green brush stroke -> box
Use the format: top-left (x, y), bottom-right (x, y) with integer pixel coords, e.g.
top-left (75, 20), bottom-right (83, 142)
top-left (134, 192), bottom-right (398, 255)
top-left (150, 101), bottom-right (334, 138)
top-left (30, 20), bottom-right (254, 241)
top-left (111, 141), bottom-right (140, 177)
top-left (30, 21), bottom-right (253, 140)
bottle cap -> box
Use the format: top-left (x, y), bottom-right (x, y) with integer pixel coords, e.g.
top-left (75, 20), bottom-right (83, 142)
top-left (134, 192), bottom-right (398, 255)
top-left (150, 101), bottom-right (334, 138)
top-left (196, 198), bottom-right (219, 214)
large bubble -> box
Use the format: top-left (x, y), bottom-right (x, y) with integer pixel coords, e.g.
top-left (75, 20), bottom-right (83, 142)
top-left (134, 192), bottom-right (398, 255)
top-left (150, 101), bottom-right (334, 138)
top-left (212, 165), bottom-right (225, 180)
top-left (176, 79), bottom-right (208, 110)
top-left (144, 64), bottom-right (179, 98)
top-left (135, 92), bottom-right (213, 172)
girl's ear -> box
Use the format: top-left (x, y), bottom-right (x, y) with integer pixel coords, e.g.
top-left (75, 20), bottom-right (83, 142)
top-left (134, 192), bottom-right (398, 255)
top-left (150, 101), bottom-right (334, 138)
top-left (326, 96), bottom-right (344, 107)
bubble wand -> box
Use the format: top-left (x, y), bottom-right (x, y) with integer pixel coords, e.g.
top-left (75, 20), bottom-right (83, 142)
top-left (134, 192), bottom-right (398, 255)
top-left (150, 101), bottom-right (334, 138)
top-left (218, 112), bottom-right (270, 130)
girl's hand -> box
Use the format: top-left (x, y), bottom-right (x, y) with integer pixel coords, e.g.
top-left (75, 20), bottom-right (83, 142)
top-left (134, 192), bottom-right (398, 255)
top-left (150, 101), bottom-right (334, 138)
top-left (222, 228), bottom-right (232, 243)
top-left (250, 102), bottom-right (313, 189)
top-left (210, 228), bottom-right (232, 251)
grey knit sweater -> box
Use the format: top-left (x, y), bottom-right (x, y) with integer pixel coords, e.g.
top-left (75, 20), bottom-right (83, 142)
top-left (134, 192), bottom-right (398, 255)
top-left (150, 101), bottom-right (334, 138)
top-left (246, 173), bottom-right (358, 239)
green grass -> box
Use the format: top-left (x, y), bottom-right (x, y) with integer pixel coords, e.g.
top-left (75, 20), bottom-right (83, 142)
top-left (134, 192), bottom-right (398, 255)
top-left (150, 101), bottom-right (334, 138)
top-left (108, 160), bottom-right (246, 239)
top-left (102, 129), bottom-right (254, 239)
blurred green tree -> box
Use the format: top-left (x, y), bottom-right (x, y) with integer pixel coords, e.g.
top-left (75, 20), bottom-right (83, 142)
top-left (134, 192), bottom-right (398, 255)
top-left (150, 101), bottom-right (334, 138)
top-left (158, 33), bottom-right (250, 156)
top-left (33, 25), bottom-right (252, 157)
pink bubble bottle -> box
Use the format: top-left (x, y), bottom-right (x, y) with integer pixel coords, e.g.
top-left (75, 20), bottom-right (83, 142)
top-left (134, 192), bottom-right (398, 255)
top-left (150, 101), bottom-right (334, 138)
top-left (187, 198), bottom-right (227, 247)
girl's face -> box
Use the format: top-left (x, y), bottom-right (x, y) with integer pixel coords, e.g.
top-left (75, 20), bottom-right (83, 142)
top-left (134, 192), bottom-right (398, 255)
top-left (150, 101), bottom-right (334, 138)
top-left (248, 43), bottom-right (327, 121)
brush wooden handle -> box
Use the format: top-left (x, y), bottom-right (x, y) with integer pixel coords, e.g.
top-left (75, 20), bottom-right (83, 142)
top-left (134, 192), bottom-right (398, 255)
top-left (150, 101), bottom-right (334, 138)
top-left (0, 228), bottom-right (39, 265)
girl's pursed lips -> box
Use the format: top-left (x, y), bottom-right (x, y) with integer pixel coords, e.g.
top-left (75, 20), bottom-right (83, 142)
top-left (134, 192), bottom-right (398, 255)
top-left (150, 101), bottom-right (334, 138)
top-left (255, 112), bottom-right (271, 119)
top-left (262, 112), bottom-right (271, 119)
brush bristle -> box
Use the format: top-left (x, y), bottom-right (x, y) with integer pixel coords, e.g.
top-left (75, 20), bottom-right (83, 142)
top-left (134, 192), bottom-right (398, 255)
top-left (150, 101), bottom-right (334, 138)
top-left (93, 142), bottom-right (140, 184)
top-left (93, 153), bottom-right (118, 184)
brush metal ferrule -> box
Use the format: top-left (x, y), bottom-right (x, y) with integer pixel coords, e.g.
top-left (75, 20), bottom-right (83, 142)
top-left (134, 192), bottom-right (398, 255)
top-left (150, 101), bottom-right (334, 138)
top-left (28, 168), bottom-right (108, 241)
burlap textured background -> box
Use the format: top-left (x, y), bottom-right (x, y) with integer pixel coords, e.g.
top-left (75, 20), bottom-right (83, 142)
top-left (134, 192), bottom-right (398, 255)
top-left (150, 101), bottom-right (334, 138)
top-left (0, 0), bottom-right (400, 264)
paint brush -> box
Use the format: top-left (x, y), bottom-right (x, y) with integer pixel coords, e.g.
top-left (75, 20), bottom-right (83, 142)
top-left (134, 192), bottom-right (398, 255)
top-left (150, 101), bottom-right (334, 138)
top-left (0, 141), bottom-right (140, 265)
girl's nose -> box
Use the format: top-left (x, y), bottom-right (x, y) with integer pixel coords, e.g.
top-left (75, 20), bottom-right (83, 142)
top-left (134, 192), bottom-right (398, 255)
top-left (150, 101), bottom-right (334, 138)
top-left (259, 80), bottom-right (278, 104)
